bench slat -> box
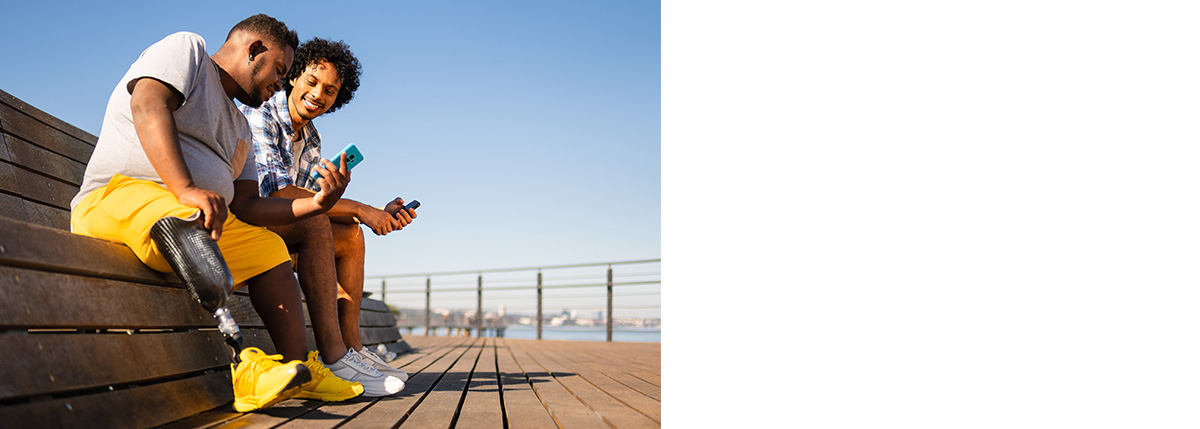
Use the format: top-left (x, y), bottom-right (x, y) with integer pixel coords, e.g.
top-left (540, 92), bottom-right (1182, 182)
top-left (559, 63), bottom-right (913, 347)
top-left (360, 298), bottom-right (390, 313)
top-left (0, 266), bottom-right (210, 329)
top-left (0, 98), bottom-right (94, 163)
top-left (359, 309), bottom-right (398, 327)
top-left (0, 370), bottom-right (232, 429)
top-left (0, 192), bottom-right (31, 225)
top-left (0, 88), bottom-right (97, 148)
top-left (18, 199), bottom-right (71, 230)
top-left (0, 216), bottom-right (175, 285)
top-left (360, 327), bottom-right (402, 345)
top-left (0, 331), bottom-right (230, 401)
top-left (1, 131), bottom-right (87, 188)
top-left (0, 158), bottom-right (80, 211)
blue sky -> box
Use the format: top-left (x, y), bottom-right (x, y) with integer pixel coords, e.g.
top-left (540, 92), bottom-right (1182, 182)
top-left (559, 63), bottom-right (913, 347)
top-left (0, 1), bottom-right (660, 283)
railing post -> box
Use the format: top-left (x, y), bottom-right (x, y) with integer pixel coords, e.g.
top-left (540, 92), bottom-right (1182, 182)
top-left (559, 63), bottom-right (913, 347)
top-left (424, 276), bottom-right (431, 336)
top-left (536, 270), bottom-right (543, 340)
top-left (607, 265), bottom-right (613, 342)
top-left (381, 278), bottom-right (387, 305)
top-left (476, 274), bottom-right (483, 337)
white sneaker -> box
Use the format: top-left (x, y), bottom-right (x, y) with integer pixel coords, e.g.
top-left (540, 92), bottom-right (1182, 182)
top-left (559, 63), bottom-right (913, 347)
top-left (326, 349), bottom-right (404, 396)
top-left (359, 347), bottom-right (409, 382)
top-left (374, 344), bottom-right (399, 361)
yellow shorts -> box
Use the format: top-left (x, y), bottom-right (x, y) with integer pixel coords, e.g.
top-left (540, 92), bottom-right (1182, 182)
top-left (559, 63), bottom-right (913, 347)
top-left (71, 174), bottom-right (291, 288)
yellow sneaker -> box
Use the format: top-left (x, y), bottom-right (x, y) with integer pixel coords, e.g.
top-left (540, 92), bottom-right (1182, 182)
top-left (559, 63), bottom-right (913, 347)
top-left (295, 350), bottom-right (365, 401)
top-left (231, 347), bottom-right (311, 412)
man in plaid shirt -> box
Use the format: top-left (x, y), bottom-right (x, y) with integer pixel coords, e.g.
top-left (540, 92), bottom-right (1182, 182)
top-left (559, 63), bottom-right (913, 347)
top-left (240, 38), bottom-right (415, 396)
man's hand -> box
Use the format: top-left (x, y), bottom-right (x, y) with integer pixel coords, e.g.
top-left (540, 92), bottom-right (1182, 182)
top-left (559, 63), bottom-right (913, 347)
top-left (177, 187), bottom-right (228, 240)
top-left (355, 206), bottom-right (401, 236)
top-left (382, 197), bottom-right (418, 227)
top-left (312, 153), bottom-right (351, 211)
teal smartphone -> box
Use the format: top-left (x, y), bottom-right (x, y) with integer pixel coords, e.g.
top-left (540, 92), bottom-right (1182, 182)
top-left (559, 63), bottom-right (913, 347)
top-left (310, 143), bottom-right (364, 180)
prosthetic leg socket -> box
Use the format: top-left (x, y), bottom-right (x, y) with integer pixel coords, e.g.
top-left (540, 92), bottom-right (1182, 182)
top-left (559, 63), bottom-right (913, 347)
top-left (149, 212), bottom-right (244, 358)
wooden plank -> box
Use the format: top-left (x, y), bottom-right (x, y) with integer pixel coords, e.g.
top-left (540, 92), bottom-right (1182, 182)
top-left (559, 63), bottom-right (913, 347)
top-left (0, 88), bottom-right (97, 148)
top-left (548, 340), bottom-right (661, 385)
top-left (0, 192), bottom-right (31, 226)
top-left (505, 339), bottom-right (608, 428)
top-left (0, 370), bottom-right (232, 429)
top-left (0, 100), bottom-right (94, 163)
top-left (551, 342), bottom-right (661, 401)
top-left (536, 343), bottom-right (661, 425)
top-left (0, 126), bottom-right (11, 161)
top-left (457, 338), bottom-right (505, 428)
top-left (0, 216), bottom-right (176, 286)
top-left (357, 309), bottom-right (396, 327)
top-left (359, 298), bottom-right (389, 313)
top-left (0, 158), bottom-right (81, 210)
top-left (17, 199), bottom-right (70, 230)
top-left (0, 331), bottom-right (231, 401)
top-left (1, 131), bottom-right (87, 187)
top-left (392, 337), bottom-right (481, 427)
top-left (518, 342), bottom-right (658, 428)
top-left (153, 405), bottom-right (243, 429)
top-left (341, 337), bottom-right (477, 428)
top-left (494, 338), bottom-right (558, 429)
top-left (0, 266), bottom-right (213, 329)
top-left (544, 340), bottom-right (667, 393)
top-left (359, 327), bottom-right (401, 345)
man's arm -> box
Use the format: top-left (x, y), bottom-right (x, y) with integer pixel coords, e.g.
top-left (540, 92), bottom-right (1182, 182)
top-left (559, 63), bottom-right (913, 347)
top-left (130, 77), bottom-right (228, 240)
top-left (229, 156), bottom-right (351, 225)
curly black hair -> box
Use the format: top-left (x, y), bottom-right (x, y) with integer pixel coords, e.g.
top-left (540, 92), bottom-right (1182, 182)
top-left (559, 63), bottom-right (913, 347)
top-left (227, 14), bottom-right (299, 51)
top-left (282, 38), bottom-right (362, 114)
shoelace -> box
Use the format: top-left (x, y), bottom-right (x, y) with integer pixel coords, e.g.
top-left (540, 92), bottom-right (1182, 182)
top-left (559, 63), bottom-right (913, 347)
top-left (236, 350), bottom-right (285, 388)
top-left (307, 357), bottom-right (336, 381)
top-left (347, 351), bottom-right (383, 377)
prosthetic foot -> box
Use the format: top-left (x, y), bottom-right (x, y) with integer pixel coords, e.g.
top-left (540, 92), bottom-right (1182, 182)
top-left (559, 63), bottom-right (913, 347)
top-left (149, 211), bottom-right (244, 357)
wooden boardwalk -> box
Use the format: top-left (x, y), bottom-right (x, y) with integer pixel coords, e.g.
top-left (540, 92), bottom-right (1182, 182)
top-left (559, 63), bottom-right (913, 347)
top-left (161, 336), bottom-right (661, 428)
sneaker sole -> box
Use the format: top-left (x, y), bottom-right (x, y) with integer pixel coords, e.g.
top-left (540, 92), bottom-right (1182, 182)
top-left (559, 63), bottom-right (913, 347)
top-left (233, 364), bottom-right (313, 412)
top-left (294, 386), bottom-right (364, 402)
top-left (359, 380), bottom-right (405, 397)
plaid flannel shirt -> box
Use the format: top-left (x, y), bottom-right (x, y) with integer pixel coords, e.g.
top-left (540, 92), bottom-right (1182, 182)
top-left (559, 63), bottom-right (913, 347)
top-left (239, 91), bottom-right (325, 197)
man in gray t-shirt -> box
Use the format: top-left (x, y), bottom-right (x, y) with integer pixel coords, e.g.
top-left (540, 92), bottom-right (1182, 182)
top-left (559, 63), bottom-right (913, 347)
top-left (69, 14), bottom-right (375, 412)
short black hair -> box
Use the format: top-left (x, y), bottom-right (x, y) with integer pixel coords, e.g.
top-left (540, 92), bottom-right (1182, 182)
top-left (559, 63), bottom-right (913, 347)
top-left (228, 13), bottom-right (299, 51)
top-left (283, 38), bottom-right (362, 114)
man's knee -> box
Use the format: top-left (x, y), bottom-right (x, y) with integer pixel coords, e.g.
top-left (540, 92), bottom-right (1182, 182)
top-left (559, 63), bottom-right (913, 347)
top-left (272, 214), bottom-right (334, 247)
top-left (331, 221), bottom-right (364, 256)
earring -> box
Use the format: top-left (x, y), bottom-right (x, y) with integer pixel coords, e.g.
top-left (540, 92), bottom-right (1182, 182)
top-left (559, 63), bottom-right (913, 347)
top-left (247, 55), bottom-right (253, 65)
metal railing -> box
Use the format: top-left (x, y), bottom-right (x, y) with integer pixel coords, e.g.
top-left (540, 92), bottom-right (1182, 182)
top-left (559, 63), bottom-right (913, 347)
top-left (364, 259), bottom-right (660, 342)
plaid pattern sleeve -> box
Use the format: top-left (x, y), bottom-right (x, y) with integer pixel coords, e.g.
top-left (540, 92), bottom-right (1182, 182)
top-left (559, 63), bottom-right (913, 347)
top-left (240, 92), bottom-right (297, 197)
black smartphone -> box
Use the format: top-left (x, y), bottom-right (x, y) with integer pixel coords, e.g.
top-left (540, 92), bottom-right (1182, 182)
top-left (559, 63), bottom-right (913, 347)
top-left (404, 200), bottom-right (420, 211)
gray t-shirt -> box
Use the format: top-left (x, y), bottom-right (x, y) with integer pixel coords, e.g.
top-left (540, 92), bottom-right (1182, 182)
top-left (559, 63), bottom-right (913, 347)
top-left (71, 32), bottom-right (257, 209)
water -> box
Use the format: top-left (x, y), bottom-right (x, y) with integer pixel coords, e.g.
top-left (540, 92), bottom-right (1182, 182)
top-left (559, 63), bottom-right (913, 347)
top-left (404, 325), bottom-right (660, 343)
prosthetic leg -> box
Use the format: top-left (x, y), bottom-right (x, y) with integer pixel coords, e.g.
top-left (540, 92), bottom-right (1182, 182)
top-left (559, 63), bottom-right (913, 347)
top-left (149, 212), bottom-right (243, 358)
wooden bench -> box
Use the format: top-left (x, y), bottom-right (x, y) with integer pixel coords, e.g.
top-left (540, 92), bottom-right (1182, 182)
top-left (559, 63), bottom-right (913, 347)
top-left (0, 88), bottom-right (409, 427)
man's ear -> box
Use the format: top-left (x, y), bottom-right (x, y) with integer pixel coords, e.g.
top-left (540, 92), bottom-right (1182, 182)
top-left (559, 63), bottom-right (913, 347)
top-left (247, 40), bottom-right (268, 61)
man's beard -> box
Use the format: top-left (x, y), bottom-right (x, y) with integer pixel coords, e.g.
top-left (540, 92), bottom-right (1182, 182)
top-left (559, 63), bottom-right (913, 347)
top-left (237, 60), bottom-right (269, 108)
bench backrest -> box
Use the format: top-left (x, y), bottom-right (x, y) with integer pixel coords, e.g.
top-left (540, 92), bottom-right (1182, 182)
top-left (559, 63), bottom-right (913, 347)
top-left (0, 88), bottom-right (94, 230)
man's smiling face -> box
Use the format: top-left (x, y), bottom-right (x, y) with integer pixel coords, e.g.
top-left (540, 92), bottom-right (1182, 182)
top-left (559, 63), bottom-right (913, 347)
top-left (287, 60), bottom-right (341, 124)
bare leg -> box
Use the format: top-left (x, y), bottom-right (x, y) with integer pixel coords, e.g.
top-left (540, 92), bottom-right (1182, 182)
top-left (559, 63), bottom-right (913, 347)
top-left (268, 215), bottom-right (349, 364)
top-left (245, 262), bottom-right (308, 362)
top-left (331, 221), bottom-right (366, 350)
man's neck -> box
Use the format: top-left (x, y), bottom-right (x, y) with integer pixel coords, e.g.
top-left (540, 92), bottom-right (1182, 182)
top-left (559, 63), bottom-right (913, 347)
top-left (210, 53), bottom-right (241, 101)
